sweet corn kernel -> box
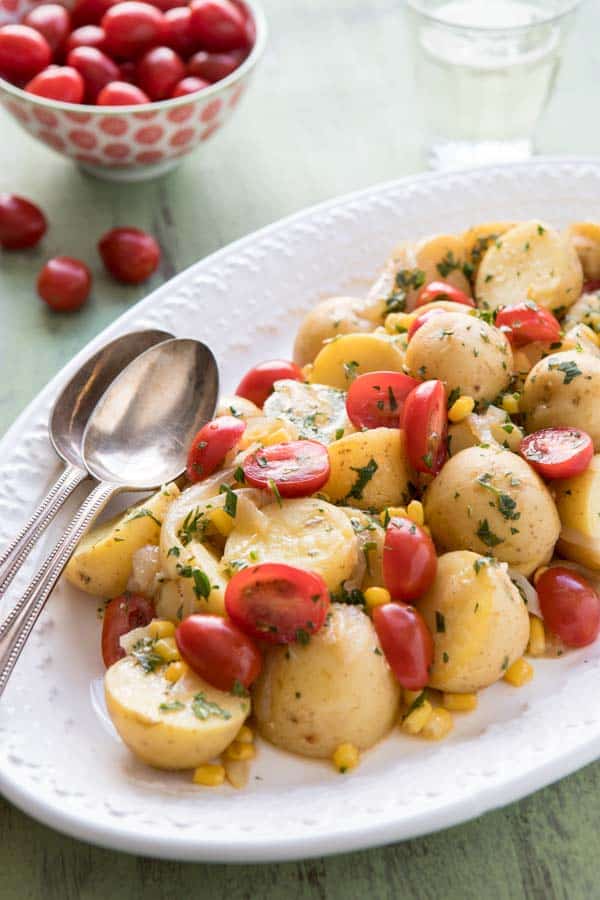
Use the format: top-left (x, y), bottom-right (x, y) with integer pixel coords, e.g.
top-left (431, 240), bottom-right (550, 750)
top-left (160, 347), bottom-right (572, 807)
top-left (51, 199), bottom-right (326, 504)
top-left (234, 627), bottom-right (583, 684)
top-left (164, 661), bottom-right (186, 683)
top-left (210, 507), bottom-right (235, 537)
top-left (235, 725), bottom-right (254, 744)
top-left (332, 742), bottom-right (360, 773)
top-left (533, 566), bottom-right (548, 586)
top-left (442, 692), bottom-right (478, 712)
top-left (380, 506), bottom-right (407, 525)
top-left (223, 757), bottom-right (250, 790)
top-left (527, 615), bottom-right (546, 658)
top-left (147, 619), bottom-right (176, 640)
top-left (193, 764), bottom-right (226, 787)
top-left (406, 500), bottom-right (425, 527)
top-left (421, 707), bottom-right (453, 740)
top-left (364, 586), bottom-right (391, 609)
top-left (385, 312), bottom-right (416, 335)
top-left (402, 699), bottom-right (433, 735)
top-left (403, 688), bottom-right (423, 707)
top-left (154, 637), bottom-right (180, 662)
top-left (504, 657), bottom-right (533, 687)
top-left (448, 395), bottom-right (475, 423)
top-left (501, 393), bottom-right (520, 415)
top-left (225, 741), bottom-right (255, 761)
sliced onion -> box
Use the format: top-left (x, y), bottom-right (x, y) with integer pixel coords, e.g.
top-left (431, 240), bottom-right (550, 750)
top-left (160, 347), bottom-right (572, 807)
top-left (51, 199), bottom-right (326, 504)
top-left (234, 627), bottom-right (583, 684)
top-left (127, 544), bottom-right (160, 596)
top-left (508, 568), bottom-right (542, 618)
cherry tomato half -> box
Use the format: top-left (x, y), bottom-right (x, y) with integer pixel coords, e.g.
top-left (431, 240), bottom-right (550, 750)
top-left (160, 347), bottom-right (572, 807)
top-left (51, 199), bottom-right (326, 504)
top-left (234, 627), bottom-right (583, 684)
top-left (372, 601), bottom-right (434, 690)
top-left (583, 280), bottom-right (600, 295)
top-left (26, 66), bottom-right (85, 103)
top-left (101, 592), bottom-right (155, 667)
top-left (23, 4), bottom-right (71, 54)
top-left (495, 302), bottom-right (560, 348)
top-left (225, 562), bottom-right (330, 644)
top-left (407, 307), bottom-right (446, 340)
top-left (520, 427), bottom-right (594, 480)
top-left (537, 567), bottom-right (600, 648)
top-left (401, 379), bottom-right (448, 475)
top-left (0, 194), bottom-right (47, 250)
top-left (187, 415), bottom-right (246, 482)
top-left (0, 24), bottom-right (52, 84)
top-left (37, 256), bottom-right (91, 311)
top-left (98, 226), bottom-right (160, 283)
top-left (383, 516), bottom-right (437, 601)
top-left (345, 371), bottom-right (420, 430)
top-left (236, 359), bottom-right (303, 408)
top-left (416, 281), bottom-right (475, 309)
top-left (175, 614), bottom-right (262, 691)
top-left (189, 0), bottom-right (248, 52)
top-left (243, 440), bottom-right (330, 498)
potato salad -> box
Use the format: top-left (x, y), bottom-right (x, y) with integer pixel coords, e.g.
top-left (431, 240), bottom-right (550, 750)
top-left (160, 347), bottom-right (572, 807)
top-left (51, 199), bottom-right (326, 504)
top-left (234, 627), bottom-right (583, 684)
top-left (65, 219), bottom-right (600, 787)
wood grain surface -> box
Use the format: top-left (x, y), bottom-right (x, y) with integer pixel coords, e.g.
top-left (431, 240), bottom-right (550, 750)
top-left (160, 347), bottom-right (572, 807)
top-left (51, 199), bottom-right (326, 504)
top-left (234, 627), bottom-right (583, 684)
top-left (1, 0), bottom-right (599, 896)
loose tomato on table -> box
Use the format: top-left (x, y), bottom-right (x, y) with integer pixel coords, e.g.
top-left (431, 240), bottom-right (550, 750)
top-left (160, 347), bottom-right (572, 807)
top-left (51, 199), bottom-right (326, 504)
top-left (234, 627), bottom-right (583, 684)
top-left (101, 592), bottom-right (155, 667)
top-left (345, 371), bottom-right (420, 429)
top-left (495, 302), bottom-right (560, 347)
top-left (242, 440), bottom-right (330, 498)
top-left (225, 562), bottom-right (330, 644)
top-left (98, 227), bottom-right (160, 283)
top-left (0, 194), bottom-right (47, 250)
top-left (401, 379), bottom-right (447, 475)
top-left (416, 281), bottom-right (475, 309)
top-left (407, 307), bottom-right (446, 340)
top-left (383, 516), bottom-right (437, 601)
top-left (186, 415), bottom-right (246, 482)
top-left (175, 614), bottom-right (262, 691)
top-left (37, 256), bottom-right (92, 311)
top-left (236, 359), bottom-right (303, 408)
top-left (537, 567), bottom-right (600, 648)
top-left (372, 601), bottom-right (433, 690)
top-left (520, 427), bottom-right (593, 480)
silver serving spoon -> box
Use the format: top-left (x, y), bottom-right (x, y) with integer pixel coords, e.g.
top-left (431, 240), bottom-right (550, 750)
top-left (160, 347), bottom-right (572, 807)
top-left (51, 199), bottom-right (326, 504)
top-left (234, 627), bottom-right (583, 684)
top-left (0, 338), bottom-right (218, 697)
top-left (0, 328), bottom-right (173, 600)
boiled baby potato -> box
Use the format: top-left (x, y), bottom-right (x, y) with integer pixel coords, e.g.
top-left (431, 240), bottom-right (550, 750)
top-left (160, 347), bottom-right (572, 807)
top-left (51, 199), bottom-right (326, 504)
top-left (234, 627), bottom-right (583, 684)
top-left (448, 404), bottom-right (524, 456)
top-left (324, 428), bottom-right (414, 511)
top-left (308, 332), bottom-right (405, 390)
top-left (567, 222), bottom-right (600, 280)
top-left (293, 296), bottom-right (374, 366)
top-left (424, 446), bottom-right (560, 576)
top-left (563, 290), bottom-right (600, 334)
top-left (64, 483), bottom-right (180, 598)
top-left (520, 350), bottom-right (600, 451)
top-left (554, 454), bottom-right (600, 569)
top-left (216, 395), bottom-right (262, 420)
top-left (562, 324), bottom-right (600, 359)
top-left (404, 312), bottom-right (513, 403)
top-left (252, 603), bottom-right (400, 758)
top-left (476, 221), bottom-right (583, 312)
top-left (222, 497), bottom-right (359, 591)
top-left (263, 379), bottom-right (353, 444)
top-left (462, 221), bottom-right (516, 280)
top-left (105, 656), bottom-right (249, 770)
top-left (418, 551), bottom-right (529, 693)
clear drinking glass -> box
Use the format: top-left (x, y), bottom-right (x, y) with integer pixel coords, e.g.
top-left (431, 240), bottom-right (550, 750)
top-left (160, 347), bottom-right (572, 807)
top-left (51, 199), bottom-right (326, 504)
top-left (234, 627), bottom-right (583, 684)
top-left (405, 0), bottom-right (582, 170)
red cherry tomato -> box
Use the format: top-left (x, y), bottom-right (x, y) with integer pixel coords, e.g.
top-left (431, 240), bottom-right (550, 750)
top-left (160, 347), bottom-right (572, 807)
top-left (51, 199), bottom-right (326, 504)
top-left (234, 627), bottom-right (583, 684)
top-left (236, 359), bottom-right (303, 408)
top-left (26, 65), bottom-right (85, 103)
top-left (0, 194), bottom-right (47, 250)
top-left (583, 280), bottom-right (600, 295)
top-left (37, 256), bottom-right (91, 311)
top-left (136, 45), bottom-right (185, 99)
top-left (225, 562), bottom-right (330, 645)
top-left (23, 4), bottom-right (71, 54)
top-left (98, 226), bottom-right (160, 282)
top-left (416, 281), bottom-right (475, 309)
top-left (171, 75), bottom-right (208, 96)
top-left (407, 307), bottom-right (446, 340)
top-left (537, 567), bottom-right (600, 648)
top-left (383, 516), bottom-right (437, 601)
top-left (243, 440), bottom-right (330, 498)
top-left (520, 427), bottom-right (594, 480)
top-left (97, 79), bottom-right (150, 103)
top-left (72, 0), bottom-right (119, 28)
top-left (187, 47), bottom-right (246, 81)
top-left (372, 601), bottom-right (434, 690)
top-left (186, 415), bottom-right (246, 482)
top-left (495, 302), bottom-right (561, 348)
top-left (102, 1), bottom-right (165, 59)
top-left (175, 614), bottom-right (262, 691)
top-left (67, 46), bottom-right (120, 102)
top-left (101, 592), bottom-right (156, 668)
top-left (346, 371), bottom-right (420, 430)
top-left (118, 60), bottom-right (137, 81)
top-left (164, 7), bottom-right (199, 58)
top-left (402, 379), bottom-right (447, 475)
top-left (0, 25), bottom-right (52, 84)
top-left (65, 25), bottom-right (108, 54)
top-left (189, 0), bottom-right (248, 52)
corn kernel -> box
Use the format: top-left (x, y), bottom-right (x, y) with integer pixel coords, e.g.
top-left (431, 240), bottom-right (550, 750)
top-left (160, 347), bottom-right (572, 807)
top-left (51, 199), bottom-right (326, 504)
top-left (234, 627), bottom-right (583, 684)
top-left (364, 586), bottom-right (391, 609)
top-left (421, 707), bottom-right (453, 740)
top-left (154, 637), bottom-right (180, 662)
top-left (406, 500), bottom-right (425, 527)
top-left (332, 742), bottom-right (360, 773)
top-left (533, 566), bottom-right (548, 586)
top-left (403, 688), bottom-right (423, 707)
top-left (223, 757), bottom-right (250, 790)
top-left (504, 657), bottom-right (533, 687)
top-left (380, 506), bottom-right (406, 525)
top-left (164, 661), bottom-right (186, 683)
top-left (210, 507), bottom-right (235, 537)
top-left (527, 615), bottom-right (546, 658)
top-left (448, 395), bottom-right (475, 423)
top-left (385, 312), bottom-right (416, 335)
top-left (442, 692), bottom-right (478, 712)
top-left (225, 741), bottom-right (255, 761)
top-left (235, 725), bottom-right (254, 744)
top-left (501, 393), bottom-right (520, 415)
top-left (193, 764), bottom-right (226, 787)
top-left (147, 619), bottom-right (176, 640)
top-left (402, 699), bottom-right (433, 735)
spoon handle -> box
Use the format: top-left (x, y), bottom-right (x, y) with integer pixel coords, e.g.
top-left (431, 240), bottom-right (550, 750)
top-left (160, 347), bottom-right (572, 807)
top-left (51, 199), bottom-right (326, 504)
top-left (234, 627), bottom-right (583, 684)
top-left (0, 463), bottom-right (89, 601)
top-left (0, 480), bottom-right (117, 698)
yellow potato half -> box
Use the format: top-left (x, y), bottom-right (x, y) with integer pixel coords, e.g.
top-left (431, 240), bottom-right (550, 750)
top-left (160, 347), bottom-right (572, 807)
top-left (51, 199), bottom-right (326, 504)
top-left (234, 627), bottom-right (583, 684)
top-left (554, 455), bottom-right (600, 569)
top-left (308, 332), bottom-right (405, 389)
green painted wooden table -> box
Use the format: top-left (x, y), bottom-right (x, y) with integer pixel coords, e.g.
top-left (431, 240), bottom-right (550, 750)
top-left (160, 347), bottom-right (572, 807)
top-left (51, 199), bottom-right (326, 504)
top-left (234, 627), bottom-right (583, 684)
top-left (1, 1), bottom-right (600, 896)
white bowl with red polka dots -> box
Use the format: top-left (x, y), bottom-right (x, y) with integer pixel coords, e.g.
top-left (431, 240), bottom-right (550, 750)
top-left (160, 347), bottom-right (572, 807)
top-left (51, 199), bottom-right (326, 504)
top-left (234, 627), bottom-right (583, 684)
top-left (0, 0), bottom-right (266, 181)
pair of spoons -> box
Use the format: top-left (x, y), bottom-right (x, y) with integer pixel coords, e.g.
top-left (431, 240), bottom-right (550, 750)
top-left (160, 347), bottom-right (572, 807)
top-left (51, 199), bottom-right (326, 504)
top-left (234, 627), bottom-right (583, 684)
top-left (0, 331), bottom-right (219, 697)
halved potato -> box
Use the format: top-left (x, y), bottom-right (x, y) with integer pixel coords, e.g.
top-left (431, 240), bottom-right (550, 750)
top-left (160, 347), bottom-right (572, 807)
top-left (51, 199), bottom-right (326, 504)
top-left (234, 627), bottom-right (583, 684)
top-left (215, 395), bottom-right (262, 420)
top-left (448, 404), bottom-right (524, 456)
top-left (308, 332), bottom-right (405, 389)
top-left (462, 221), bottom-right (516, 279)
top-left (554, 455), bottom-right (600, 569)
top-left (563, 290), bottom-right (600, 334)
top-left (293, 296), bottom-right (374, 366)
top-left (567, 222), bottom-right (600, 280)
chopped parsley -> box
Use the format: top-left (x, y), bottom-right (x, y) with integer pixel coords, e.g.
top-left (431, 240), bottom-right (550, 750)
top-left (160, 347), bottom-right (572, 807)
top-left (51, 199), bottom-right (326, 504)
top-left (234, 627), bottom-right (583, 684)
top-left (501, 655), bottom-right (509, 672)
top-left (385, 268), bottom-right (426, 313)
top-left (447, 386), bottom-right (461, 409)
top-left (548, 359), bottom-right (582, 385)
top-left (476, 473), bottom-right (520, 521)
top-left (343, 360), bottom-right (360, 383)
top-left (331, 581), bottom-right (365, 606)
top-left (128, 507), bottom-right (162, 528)
top-left (191, 692), bottom-right (232, 721)
top-left (219, 483), bottom-right (238, 518)
top-left (437, 251), bottom-right (461, 278)
top-left (335, 427), bottom-right (345, 440)
top-left (347, 458), bottom-right (378, 501)
top-left (268, 478), bottom-right (283, 507)
top-left (233, 466), bottom-right (246, 484)
top-left (473, 556), bottom-right (496, 575)
top-left (131, 637), bottom-right (163, 673)
top-left (178, 507), bottom-right (205, 546)
top-left (167, 546), bottom-right (180, 558)
top-left (404, 690), bottom-right (426, 718)
top-left (176, 563), bottom-right (211, 600)
top-left (295, 628), bottom-right (311, 645)
top-left (159, 700), bottom-right (185, 712)
top-left (435, 611), bottom-right (446, 633)
top-left (231, 679), bottom-right (249, 698)
top-left (476, 519), bottom-right (503, 547)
